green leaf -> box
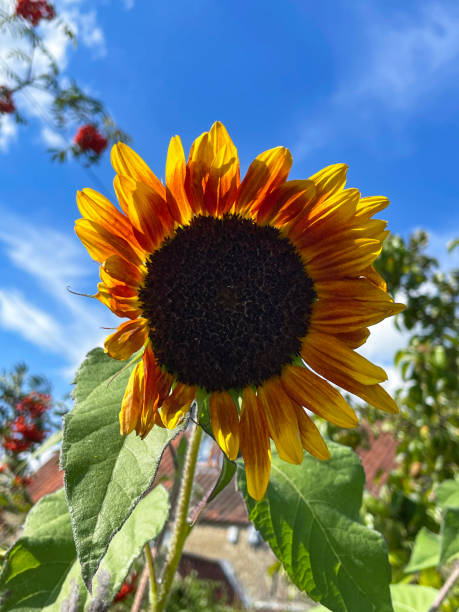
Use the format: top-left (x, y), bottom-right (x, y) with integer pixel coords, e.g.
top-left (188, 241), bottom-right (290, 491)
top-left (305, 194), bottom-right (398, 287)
top-left (238, 442), bottom-right (393, 612)
top-left (440, 507), bottom-right (459, 565)
top-left (436, 478), bottom-right (459, 509)
top-left (389, 584), bottom-right (439, 612)
top-left (207, 455), bottom-right (236, 504)
top-left (309, 585), bottom-right (440, 612)
top-left (404, 528), bottom-right (441, 572)
top-left (61, 348), bottom-right (185, 590)
top-left (0, 486), bottom-right (169, 610)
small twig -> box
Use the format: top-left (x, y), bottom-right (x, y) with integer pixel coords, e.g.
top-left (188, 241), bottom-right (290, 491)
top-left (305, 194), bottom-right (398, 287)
top-left (130, 564), bottom-right (149, 612)
top-left (428, 561), bottom-right (459, 612)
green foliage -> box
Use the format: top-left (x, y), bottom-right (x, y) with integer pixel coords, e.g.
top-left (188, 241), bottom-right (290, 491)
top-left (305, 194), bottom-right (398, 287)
top-left (0, 486), bottom-right (169, 611)
top-left (309, 584), bottom-right (440, 612)
top-left (404, 528), bottom-right (441, 573)
top-left (61, 348), bottom-right (186, 590)
top-left (166, 572), bottom-right (229, 612)
top-left (362, 232), bottom-right (459, 576)
top-left (238, 443), bottom-right (393, 612)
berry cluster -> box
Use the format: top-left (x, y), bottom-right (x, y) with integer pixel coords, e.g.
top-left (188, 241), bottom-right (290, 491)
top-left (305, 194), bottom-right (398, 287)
top-left (2, 392), bottom-right (50, 455)
top-left (0, 87), bottom-right (15, 114)
top-left (15, 0), bottom-right (55, 27)
top-left (74, 124), bottom-right (108, 155)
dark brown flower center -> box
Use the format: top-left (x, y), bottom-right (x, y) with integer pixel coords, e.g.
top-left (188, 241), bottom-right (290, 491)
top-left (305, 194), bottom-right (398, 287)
top-left (139, 214), bottom-right (315, 391)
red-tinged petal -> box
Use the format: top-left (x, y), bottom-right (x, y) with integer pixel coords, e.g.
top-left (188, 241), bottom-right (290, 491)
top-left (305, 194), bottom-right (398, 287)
top-left (235, 147), bottom-right (292, 216)
top-left (102, 255), bottom-right (145, 288)
top-left (293, 403), bottom-right (331, 460)
top-left (239, 387), bottom-right (271, 501)
top-left (281, 364), bottom-right (358, 428)
top-left (104, 319), bottom-right (148, 360)
top-left (166, 135), bottom-right (193, 224)
top-left (77, 189), bottom-right (133, 239)
top-left (210, 391), bottom-right (240, 460)
top-left (302, 331), bottom-right (387, 385)
top-left (75, 218), bottom-right (143, 266)
top-left (120, 360), bottom-right (144, 435)
top-left (257, 180), bottom-right (316, 227)
top-left (111, 142), bottom-right (166, 198)
top-left (161, 384), bottom-right (195, 429)
top-left (257, 379), bottom-right (303, 464)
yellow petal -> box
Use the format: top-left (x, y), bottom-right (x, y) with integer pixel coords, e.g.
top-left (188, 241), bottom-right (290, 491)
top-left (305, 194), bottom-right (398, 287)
top-left (166, 135), bottom-right (193, 224)
top-left (363, 265), bottom-right (387, 292)
top-left (307, 163), bottom-right (348, 201)
top-left (104, 318), bottom-right (148, 360)
top-left (77, 189), bottom-right (133, 239)
top-left (239, 386), bottom-right (271, 500)
top-left (314, 278), bottom-right (394, 302)
top-left (120, 360), bottom-right (144, 435)
top-left (235, 147), bottom-right (292, 216)
top-left (302, 331), bottom-right (387, 385)
top-left (335, 328), bottom-right (370, 349)
top-left (257, 379), bottom-right (303, 464)
top-left (258, 180), bottom-right (316, 227)
top-left (311, 299), bottom-right (406, 333)
top-left (281, 364), bottom-right (358, 428)
top-left (102, 255), bottom-right (145, 288)
top-left (161, 384), bottom-right (195, 429)
top-left (118, 177), bottom-right (174, 252)
top-left (75, 218), bottom-right (143, 266)
top-left (304, 238), bottom-right (382, 279)
top-left (293, 403), bottom-right (331, 460)
top-left (210, 391), bottom-right (240, 460)
top-left (355, 196), bottom-right (389, 219)
top-left (204, 144), bottom-right (240, 216)
top-left (111, 142), bottom-right (165, 198)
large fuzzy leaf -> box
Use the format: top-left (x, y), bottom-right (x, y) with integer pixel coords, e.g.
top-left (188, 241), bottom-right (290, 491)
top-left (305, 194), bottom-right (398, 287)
top-left (61, 348), bottom-right (185, 590)
top-left (0, 486), bottom-right (169, 611)
top-left (238, 442), bottom-right (393, 612)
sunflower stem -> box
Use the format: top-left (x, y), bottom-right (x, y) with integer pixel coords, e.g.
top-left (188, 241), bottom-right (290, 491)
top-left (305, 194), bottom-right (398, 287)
top-left (144, 543), bottom-right (157, 609)
top-left (154, 422), bottom-right (203, 612)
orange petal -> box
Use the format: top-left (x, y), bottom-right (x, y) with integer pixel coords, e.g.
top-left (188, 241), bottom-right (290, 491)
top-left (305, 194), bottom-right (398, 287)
top-left (257, 379), bottom-right (303, 464)
top-left (104, 318), bottom-right (148, 360)
top-left (120, 360), bottom-right (144, 435)
top-left (314, 278), bottom-right (394, 303)
top-left (310, 299), bottom-right (405, 333)
top-left (96, 289), bottom-right (142, 319)
top-left (111, 142), bottom-right (165, 198)
top-left (302, 331), bottom-right (387, 385)
top-left (161, 384), bottom-right (195, 429)
top-left (335, 328), bottom-right (370, 349)
top-left (257, 180), bottom-right (316, 227)
top-left (235, 147), bottom-right (292, 216)
top-left (363, 265), bottom-right (387, 292)
top-left (239, 387), bottom-right (271, 501)
top-left (76, 189), bottom-right (134, 240)
top-left (304, 238), bottom-right (382, 279)
top-left (281, 364), bottom-right (358, 428)
top-left (307, 163), bottom-right (348, 202)
top-left (166, 135), bottom-right (193, 224)
top-left (75, 218), bottom-right (143, 266)
top-left (210, 391), bottom-right (240, 460)
top-left (102, 255), bottom-right (145, 288)
top-left (137, 345), bottom-right (171, 436)
top-left (355, 196), bottom-right (389, 219)
top-left (293, 403), bottom-right (331, 460)
top-left (204, 144), bottom-right (240, 216)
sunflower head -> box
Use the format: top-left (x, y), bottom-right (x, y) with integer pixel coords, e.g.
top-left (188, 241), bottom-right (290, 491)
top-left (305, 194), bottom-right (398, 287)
top-left (75, 122), bottom-right (404, 500)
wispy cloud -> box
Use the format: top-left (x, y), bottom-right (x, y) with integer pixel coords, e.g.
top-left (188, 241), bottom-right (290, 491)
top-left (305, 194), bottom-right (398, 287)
top-left (0, 207), bottom-right (116, 378)
top-left (0, 0), bottom-right (106, 151)
top-left (293, 0), bottom-right (459, 160)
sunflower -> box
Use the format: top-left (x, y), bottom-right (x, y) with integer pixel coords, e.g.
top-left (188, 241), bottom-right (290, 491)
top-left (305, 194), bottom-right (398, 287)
top-left (75, 122), bottom-right (404, 500)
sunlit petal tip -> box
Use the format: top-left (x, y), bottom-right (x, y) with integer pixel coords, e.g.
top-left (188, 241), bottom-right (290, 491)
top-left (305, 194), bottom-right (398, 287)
top-left (104, 319), bottom-right (147, 361)
top-left (119, 361), bottom-right (144, 435)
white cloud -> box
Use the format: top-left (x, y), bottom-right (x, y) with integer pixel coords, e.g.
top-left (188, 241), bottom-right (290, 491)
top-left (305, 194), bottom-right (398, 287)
top-left (352, 2), bottom-right (459, 110)
top-left (0, 208), bottom-right (117, 378)
top-left (0, 114), bottom-right (18, 151)
top-left (0, 289), bottom-right (65, 351)
top-left (41, 125), bottom-right (67, 147)
top-left (0, 0), bottom-right (106, 149)
top-left (292, 1), bottom-right (459, 160)
top-left (122, 0), bottom-right (135, 9)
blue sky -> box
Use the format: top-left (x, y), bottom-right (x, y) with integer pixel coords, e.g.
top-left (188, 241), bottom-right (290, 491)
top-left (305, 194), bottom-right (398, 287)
top-left (0, 0), bottom-right (458, 401)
